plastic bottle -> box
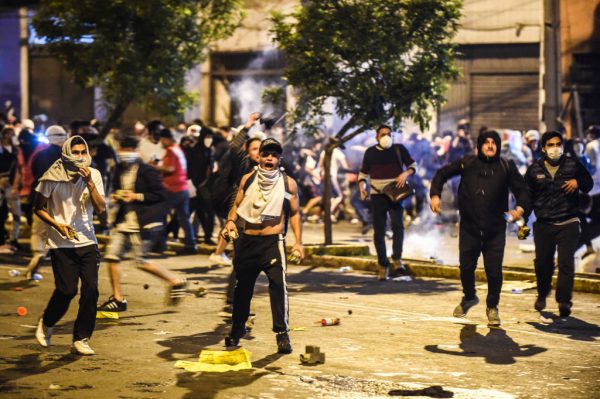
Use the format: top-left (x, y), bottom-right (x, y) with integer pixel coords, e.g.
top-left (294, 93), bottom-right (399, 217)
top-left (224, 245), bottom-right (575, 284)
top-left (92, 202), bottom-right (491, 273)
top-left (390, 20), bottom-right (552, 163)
top-left (317, 318), bottom-right (340, 326)
top-left (8, 269), bottom-right (20, 277)
top-left (511, 288), bottom-right (523, 294)
top-left (504, 213), bottom-right (525, 227)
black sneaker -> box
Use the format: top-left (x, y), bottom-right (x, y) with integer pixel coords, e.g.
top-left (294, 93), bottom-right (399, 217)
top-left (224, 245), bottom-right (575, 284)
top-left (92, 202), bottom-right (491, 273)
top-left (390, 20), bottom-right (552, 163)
top-left (453, 296), bottom-right (479, 318)
top-left (225, 325), bottom-right (247, 347)
top-left (390, 259), bottom-right (409, 277)
top-left (97, 296), bottom-right (127, 312)
top-left (558, 302), bottom-right (572, 317)
top-left (180, 246), bottom-right (198, 255)
top-left (276, 332), bottom-right (292, 354)
top-left (486, 307), bottom-right (501, 326)
top-left (534, 296), bottom-right (546, 312)
top-left (167, 281), bottom-right (188, 306)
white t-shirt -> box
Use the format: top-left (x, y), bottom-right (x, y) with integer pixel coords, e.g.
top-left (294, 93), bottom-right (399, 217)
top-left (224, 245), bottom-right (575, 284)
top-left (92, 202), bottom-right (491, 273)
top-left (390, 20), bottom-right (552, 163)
top-left (138, 136), bottom-right (166, 163)
top-left (35, 168), bottom-right (105, 249)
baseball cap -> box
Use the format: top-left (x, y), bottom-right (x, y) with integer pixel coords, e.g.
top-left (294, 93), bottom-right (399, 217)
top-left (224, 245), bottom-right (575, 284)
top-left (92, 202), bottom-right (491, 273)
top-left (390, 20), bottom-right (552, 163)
top-left (259, 137), bottom-right (283, 155)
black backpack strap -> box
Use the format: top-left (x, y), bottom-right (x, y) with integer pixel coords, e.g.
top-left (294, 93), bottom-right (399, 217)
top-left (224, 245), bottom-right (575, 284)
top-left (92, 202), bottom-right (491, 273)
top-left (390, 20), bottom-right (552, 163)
top-left (242, 169), bottom-right (258, 192)
top-left (282, 171), bottom-right (291, 236)
top-left (393, 145), bottom-right (404, 168)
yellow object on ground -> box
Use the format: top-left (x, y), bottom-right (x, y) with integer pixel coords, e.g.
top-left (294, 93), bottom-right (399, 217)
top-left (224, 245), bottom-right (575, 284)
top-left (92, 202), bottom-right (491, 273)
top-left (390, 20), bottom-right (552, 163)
top-left (96, 311), bottom-right (119, 319)
top-left (291, 326), bottom-right (306, 331)
top-left (174, 348), bottom-right (252, 372)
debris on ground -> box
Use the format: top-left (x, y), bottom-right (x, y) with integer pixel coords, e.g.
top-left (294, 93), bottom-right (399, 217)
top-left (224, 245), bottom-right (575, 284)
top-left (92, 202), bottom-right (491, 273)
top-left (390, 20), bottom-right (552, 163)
top-left (174, 347), bottom-right (252, 372)
top-left (96, 311), bottom-right (119, 319)
top-left (300, 345), bottom-right (325, 365)
top-left (316, 318), bottom-right (340, 326)
top-left (388, 385), bottom-right (454, 398)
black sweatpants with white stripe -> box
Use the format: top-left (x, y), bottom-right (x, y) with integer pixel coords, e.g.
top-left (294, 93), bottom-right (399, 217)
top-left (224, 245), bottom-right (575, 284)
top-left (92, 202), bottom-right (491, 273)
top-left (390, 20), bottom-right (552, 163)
top-left (232, 233), bottom-right (289, 333)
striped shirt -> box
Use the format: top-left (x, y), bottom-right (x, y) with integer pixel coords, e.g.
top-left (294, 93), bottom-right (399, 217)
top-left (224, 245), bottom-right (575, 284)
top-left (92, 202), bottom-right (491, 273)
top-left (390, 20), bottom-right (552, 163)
top-left (358, 144), bottom-right (417, 191)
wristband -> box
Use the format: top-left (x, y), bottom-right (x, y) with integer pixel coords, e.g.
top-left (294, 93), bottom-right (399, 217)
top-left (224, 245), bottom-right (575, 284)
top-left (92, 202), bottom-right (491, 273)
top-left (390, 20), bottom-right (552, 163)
top-left (226, 219), bottom-right (236, 224)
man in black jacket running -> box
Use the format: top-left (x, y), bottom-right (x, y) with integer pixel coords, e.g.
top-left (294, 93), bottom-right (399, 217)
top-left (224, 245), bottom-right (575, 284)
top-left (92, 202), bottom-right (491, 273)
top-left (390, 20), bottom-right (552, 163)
top-left (525, 131), bottom-right (593, 317)
top-left (430, 130), bottom-right (531, 326)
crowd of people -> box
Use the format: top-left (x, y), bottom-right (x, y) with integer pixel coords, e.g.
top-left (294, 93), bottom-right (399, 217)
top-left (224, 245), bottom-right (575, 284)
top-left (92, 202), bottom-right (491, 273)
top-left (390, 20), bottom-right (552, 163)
top-left (0, 110), bottom-right (599, 355)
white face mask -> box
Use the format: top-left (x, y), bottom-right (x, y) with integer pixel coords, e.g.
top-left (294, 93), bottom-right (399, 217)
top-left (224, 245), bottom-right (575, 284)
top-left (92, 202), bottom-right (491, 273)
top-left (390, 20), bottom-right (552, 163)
top-left (203, 137), bottom-right (213, 148)
top-left (119, 151), bottom-right (139, 164)
top-left (546, 146), bottom-right (563, 161)
top-left (378, 135), bottom-right (393, 149)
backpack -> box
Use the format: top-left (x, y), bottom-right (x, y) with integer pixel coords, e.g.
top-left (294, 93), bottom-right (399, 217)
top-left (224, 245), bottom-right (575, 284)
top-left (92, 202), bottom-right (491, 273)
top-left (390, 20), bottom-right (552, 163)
top-left (243, 170), bottom-right (292, 235)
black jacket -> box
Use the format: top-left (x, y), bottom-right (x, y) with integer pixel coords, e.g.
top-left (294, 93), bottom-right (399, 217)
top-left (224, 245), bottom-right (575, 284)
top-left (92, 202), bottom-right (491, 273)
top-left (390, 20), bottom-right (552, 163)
top-left (430, 131), bottom-right (531, 231)
top-left (113, 162), bottom-right (167, 230)
top-left (525, 156), bottom-right (593, 224)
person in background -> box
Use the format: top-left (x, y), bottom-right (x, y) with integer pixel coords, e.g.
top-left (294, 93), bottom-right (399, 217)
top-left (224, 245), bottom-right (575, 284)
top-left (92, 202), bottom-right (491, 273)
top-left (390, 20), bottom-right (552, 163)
top-left (525, 131), bottom-right (593, 317)
top-left (358, 125), bottom-right (416, 281)
top-left (0, 127), bottom-right (18, 253)
top-left (23, 125), bottom-right (68, 280)
top-left (155, 129), bottom-right (197, 254)
top-left (98, 136), bottom-right (187, 312)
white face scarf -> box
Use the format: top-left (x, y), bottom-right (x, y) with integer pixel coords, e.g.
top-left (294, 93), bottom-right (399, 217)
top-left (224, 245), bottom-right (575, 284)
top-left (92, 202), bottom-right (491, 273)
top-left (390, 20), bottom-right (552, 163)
top-left (236, 166), bottom-right (286, 224)
top-left (40, 135), bottom-right (92, 182)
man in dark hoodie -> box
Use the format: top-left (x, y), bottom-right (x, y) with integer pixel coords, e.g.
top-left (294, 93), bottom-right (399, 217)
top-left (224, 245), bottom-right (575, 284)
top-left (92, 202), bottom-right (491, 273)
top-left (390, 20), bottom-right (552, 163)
top-left (525, 131), bottom-right (593, 317)
top-left (430, 130), bottom-right (531, 326)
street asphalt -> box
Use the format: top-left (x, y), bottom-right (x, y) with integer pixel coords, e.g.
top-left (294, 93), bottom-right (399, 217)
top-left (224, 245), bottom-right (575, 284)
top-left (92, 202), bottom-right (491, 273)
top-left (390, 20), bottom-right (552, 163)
top-left (1, 248), bottom-right (599, 399)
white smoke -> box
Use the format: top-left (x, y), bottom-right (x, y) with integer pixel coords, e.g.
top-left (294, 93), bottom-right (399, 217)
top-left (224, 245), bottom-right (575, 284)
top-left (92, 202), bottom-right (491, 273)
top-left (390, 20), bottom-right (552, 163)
top-left (228, 49), bottom-right (280, 124)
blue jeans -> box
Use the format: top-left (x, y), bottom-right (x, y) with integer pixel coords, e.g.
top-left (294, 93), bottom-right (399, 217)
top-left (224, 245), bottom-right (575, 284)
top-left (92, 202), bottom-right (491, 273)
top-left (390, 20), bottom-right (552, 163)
top-left (164, 190), bottom-right (196, 249)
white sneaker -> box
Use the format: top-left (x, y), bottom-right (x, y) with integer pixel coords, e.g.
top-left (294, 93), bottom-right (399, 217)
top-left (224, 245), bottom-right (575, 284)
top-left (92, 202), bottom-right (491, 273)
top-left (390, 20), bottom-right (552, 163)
top-left (209, 252), bottom-right (232, 266)
top-left (35, 318), bottom-right (53, 347)
top-left (71, 338), bottom-right (95, 355)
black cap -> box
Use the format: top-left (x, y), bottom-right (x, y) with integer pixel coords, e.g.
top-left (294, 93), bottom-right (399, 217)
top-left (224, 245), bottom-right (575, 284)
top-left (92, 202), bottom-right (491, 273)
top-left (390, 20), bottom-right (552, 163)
top-left (540, 131), bottom-right (563, 148)
top-left (259, 137), bottom-right (283, 155)
top-left (158, 128), bottom-right (174, 139)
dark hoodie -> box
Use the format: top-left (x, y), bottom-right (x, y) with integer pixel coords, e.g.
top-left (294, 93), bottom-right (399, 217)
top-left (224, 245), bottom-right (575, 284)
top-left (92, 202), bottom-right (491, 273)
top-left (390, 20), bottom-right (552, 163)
top-left (185, 129), bottom-right (213, 187)
top-left (430, 130), bottom-right (531, 231)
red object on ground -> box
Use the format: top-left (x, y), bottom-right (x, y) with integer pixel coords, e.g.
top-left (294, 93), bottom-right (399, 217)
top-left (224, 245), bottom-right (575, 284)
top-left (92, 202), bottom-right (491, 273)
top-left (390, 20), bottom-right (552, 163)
top-left (17, 306), bottom-right (27, 316)
top-left (14, 287), bottom-right (23, 291)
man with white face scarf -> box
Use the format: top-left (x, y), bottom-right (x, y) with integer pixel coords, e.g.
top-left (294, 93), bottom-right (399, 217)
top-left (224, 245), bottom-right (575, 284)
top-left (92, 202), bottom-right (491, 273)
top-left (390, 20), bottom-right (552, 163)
top-left (358, 125), bottom-right (417, 281)
top-left (32, 135), bottom-right (105, 356)
top-left (525, 131), bottom-right (593, 317)
top-left (222, 138), bottom-right (304, 354)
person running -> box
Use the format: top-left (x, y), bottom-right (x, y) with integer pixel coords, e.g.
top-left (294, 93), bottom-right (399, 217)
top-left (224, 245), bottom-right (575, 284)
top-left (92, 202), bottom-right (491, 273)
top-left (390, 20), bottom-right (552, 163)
top-left (33, 136), bottom-right (105, 355)
top-left (98, 136), bottom-right (188, 312)
top-left (430, 130), bottom-right (531, 326)
top-left (223, 138), bottom-right (304, 354)
top-left (525, 131), bottom-right (593, 317)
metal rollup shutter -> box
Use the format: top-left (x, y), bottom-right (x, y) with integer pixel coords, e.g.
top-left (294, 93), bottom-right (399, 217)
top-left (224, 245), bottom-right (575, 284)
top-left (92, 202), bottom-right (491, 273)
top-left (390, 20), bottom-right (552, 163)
top-left (471, 73), bottom-right (539, 133)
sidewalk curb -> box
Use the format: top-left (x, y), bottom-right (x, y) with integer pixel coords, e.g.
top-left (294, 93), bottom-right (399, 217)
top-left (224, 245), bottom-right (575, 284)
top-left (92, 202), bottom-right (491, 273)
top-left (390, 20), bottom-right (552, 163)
top-left (308, 254), bottom-right (600, 294)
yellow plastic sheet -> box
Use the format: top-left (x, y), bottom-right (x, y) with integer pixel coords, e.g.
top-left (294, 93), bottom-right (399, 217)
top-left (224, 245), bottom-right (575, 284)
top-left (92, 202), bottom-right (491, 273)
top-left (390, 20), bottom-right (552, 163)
top-left (96, 311), bottom-right (119, 319)
top-left (174, 348), bottom-right (252, 373)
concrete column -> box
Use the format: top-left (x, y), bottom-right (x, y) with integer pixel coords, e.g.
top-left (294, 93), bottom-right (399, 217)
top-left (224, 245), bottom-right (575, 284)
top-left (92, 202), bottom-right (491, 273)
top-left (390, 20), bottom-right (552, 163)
top-left (19, 7), bottom-right (29, 119)
top-left (542, 0), bottom-right (562, 132)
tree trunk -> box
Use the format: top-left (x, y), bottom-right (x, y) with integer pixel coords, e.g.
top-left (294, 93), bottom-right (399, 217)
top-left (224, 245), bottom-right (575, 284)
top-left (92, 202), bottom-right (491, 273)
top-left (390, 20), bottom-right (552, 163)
top-left (100, 101), bottom-right (130, 137)
top-left (322, 140), bottom-right (335, 245)
top-left (322, 125), bottom-right (368, 246)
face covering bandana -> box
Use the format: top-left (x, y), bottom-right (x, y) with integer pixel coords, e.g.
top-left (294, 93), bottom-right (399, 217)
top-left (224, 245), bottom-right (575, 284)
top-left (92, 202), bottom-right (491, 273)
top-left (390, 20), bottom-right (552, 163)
top-left (378, 135), bottom-right (393, 149)
top-left (204, 137), bottom-right (213, 148)
top-left (40, 135), bottom-right (92, 182)
top-left (546, 146), bottom-right (563, 161)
